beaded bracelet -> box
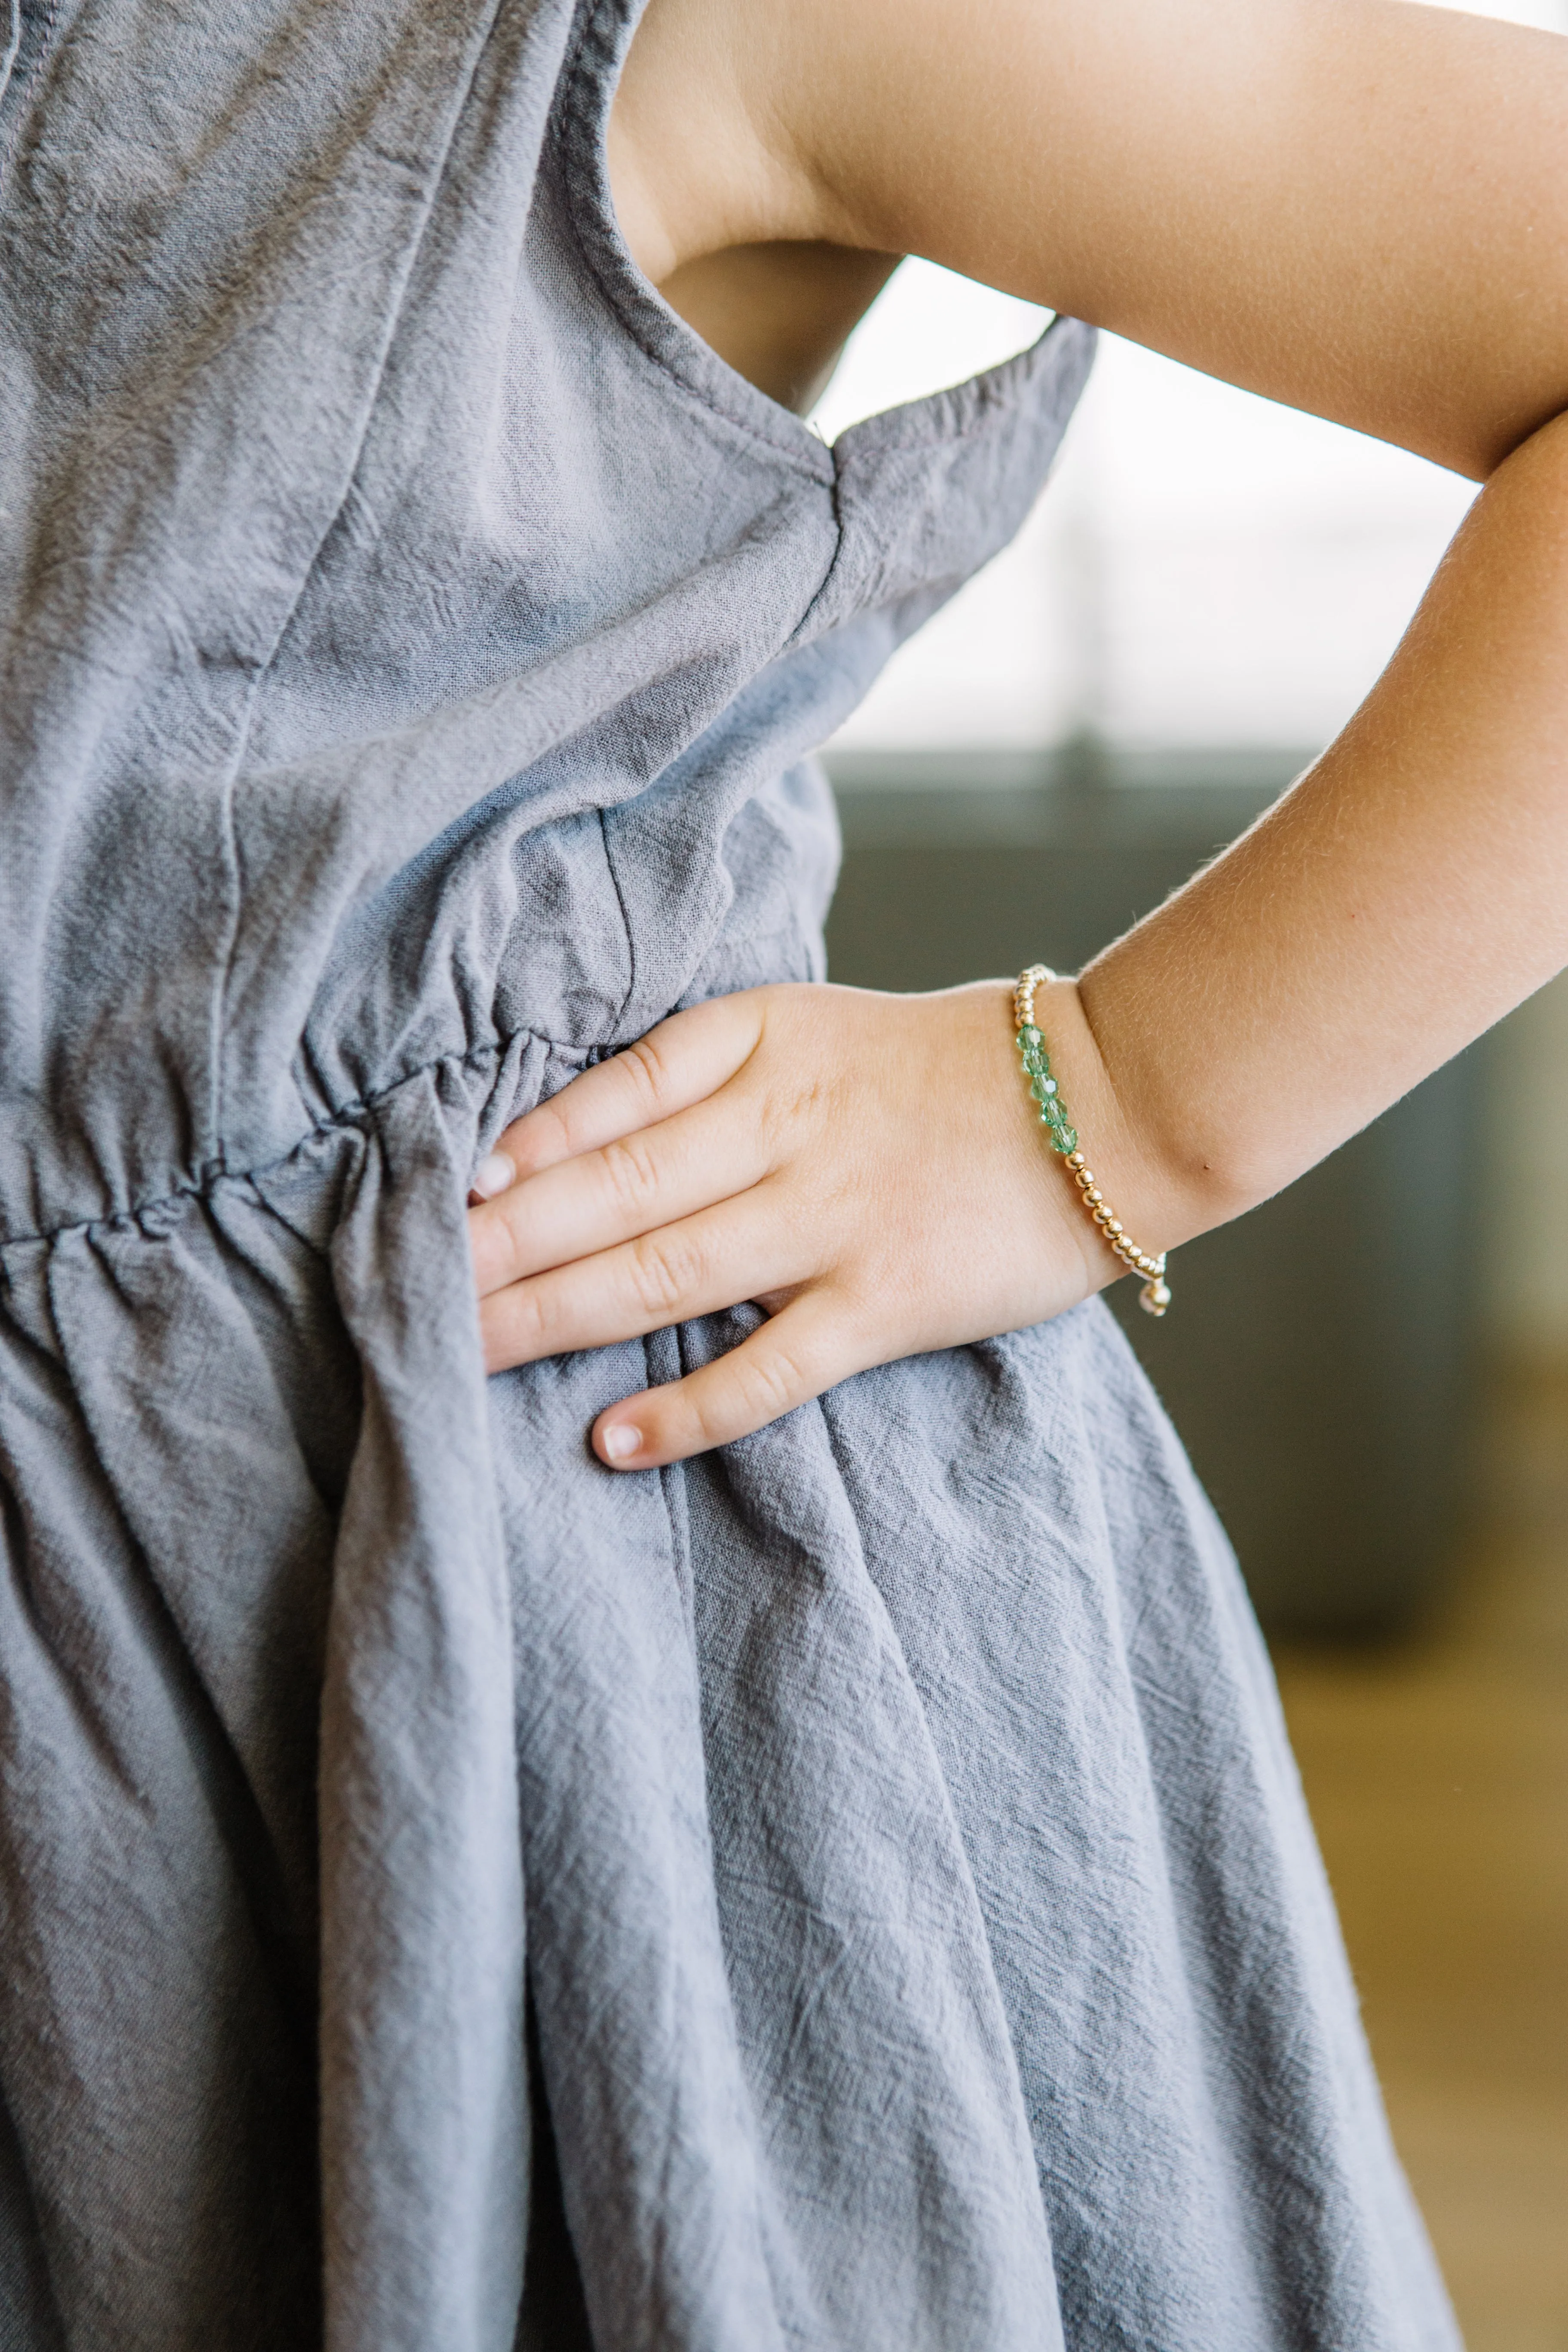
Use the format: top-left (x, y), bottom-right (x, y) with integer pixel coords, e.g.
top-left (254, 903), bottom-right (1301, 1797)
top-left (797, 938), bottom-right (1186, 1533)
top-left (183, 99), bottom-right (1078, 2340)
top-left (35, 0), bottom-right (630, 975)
top-left (1013, 964), bottom-right (1173, 1318)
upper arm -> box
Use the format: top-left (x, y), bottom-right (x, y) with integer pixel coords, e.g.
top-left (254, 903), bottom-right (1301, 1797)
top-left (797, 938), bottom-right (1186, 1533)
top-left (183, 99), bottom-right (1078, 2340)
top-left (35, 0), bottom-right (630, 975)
top-left (613, 0), bottom-right (1568, 479)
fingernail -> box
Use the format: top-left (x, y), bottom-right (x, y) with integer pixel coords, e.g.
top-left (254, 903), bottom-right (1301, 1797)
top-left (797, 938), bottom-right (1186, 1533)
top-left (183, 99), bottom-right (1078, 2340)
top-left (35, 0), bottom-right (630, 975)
top-left (601, 1423), bottom-right (642, 1464)
top-left (470, 1151), bottom-right (515, 1201)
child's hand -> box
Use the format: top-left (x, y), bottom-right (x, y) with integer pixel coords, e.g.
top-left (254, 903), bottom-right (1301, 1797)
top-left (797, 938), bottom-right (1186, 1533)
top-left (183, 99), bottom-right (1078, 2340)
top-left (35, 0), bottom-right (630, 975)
top-left (467, 979), bottom-right (1138, 1469)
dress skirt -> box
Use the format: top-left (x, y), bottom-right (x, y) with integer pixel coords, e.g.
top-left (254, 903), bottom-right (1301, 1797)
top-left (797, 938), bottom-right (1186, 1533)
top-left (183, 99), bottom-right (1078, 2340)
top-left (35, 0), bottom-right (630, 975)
top-left (0, 0), bottom-right (1459, 2338)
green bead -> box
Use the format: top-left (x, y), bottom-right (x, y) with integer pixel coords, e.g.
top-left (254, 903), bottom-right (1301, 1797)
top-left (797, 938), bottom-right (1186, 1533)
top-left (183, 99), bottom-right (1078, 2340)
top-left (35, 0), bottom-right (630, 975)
top-left (1030, 1075), bottom-right (1054, 1102)
top-left (1015, 1026), bottom-right (1042, 1050)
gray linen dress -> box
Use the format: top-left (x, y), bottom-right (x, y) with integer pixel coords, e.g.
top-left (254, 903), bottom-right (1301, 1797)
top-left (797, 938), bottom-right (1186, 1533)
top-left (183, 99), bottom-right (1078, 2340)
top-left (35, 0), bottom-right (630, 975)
top-left (0, 0), bottom-right (1462, 2346)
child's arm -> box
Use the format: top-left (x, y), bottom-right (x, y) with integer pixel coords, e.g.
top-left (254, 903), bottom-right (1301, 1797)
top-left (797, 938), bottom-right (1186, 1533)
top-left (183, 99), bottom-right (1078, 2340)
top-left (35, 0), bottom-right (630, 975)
top-left (468, 0), bottom-right (1568, 1465)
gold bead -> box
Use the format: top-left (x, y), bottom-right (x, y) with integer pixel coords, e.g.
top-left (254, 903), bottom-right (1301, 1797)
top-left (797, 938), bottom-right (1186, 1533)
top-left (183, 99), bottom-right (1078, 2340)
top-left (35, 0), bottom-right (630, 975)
top-left (1066, 1152), bottom-right (1085, 1170)
top-left (1093, 1207), bottom-right (1111, 1224)
top-left (1084, 1185), bottom-right (1102, 1204)
top-left (1106, 1219), bottom-right (1123, 1235)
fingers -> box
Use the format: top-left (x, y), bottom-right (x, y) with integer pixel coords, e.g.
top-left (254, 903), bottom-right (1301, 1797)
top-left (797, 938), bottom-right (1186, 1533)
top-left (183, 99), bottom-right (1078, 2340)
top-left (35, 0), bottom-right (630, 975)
top-left (478, 1182), bottom-right (813, 1373)
top-left (592, 1294), bottom-right (849, 1469)
top-left (471, 994), bottom-right (765, 1196)
top-left (469, 1087), bottom-right (773, 1295)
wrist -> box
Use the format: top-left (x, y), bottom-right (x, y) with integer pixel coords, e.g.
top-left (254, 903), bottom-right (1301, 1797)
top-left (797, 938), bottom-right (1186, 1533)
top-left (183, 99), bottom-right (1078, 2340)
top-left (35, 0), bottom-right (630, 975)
top-left (1021, 973), bottom-right (1203, 1269)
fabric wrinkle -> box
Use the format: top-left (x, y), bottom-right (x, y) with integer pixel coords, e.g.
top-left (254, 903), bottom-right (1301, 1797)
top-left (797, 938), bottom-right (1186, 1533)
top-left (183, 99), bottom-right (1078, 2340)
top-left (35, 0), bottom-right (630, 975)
top-left (0, 0), bottom-right (1461, 2343)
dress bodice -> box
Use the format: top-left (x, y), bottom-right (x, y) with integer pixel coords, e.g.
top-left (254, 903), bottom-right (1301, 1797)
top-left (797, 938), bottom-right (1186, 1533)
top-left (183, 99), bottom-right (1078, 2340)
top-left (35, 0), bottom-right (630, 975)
top-left (0, 0), bottom-right (1091, 1240)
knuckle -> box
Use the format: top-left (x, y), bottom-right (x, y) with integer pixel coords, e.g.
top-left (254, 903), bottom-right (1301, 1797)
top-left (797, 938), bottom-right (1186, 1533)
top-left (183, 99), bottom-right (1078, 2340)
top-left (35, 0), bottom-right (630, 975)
top-left (627, 1228), bottom-right (699, 1321)
top-left (614, 1032), bottom-right (677, 1116)
top-left (597, 1132), bottom-right (662, 1218)
top-left (733, 1341), bottom-right (811, 1424)
top-left (756, 1075), bottom-right (814, 1159)
top-left (516, 1097), bottom-right (575, 1168)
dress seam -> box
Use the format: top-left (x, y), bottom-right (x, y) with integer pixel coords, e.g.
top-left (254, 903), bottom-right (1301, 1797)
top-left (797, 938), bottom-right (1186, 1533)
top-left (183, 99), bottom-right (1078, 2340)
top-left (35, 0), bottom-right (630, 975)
top-left (0, 1024), bottom-right (584, 1252)
top-left (552, 0), bottom-right (835, 483)
top-left (0, 0), bottom-right (64, 197)
top-left (207, 0), bottom-right (513, 1180)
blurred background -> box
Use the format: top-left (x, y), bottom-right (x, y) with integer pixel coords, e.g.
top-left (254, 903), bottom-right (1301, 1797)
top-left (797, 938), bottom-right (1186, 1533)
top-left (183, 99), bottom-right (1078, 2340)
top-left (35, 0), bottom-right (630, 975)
top-left (810, 8), bottom-right (1568, 2339)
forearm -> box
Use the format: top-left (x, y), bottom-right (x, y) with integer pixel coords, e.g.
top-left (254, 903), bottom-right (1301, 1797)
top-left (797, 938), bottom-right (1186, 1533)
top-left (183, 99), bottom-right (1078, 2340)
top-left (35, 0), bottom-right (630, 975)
top-left (467, 411), bottom-right (1568, 1456)
top-left (1057, 408), bottom-right (1568, 1254)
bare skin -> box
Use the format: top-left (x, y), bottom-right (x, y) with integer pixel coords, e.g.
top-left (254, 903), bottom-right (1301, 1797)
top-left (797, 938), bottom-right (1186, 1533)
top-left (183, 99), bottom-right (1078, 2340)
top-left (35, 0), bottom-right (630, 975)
top-left (469, 0), bottom-right (1568, 1470)
top-left (655, 241), bottom-right (901, 413)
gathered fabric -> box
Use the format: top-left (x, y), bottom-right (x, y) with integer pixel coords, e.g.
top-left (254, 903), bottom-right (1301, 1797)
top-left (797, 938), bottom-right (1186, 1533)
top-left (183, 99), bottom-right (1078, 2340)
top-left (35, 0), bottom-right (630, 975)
top-left (0, 0), bottom-right (1459, 2344)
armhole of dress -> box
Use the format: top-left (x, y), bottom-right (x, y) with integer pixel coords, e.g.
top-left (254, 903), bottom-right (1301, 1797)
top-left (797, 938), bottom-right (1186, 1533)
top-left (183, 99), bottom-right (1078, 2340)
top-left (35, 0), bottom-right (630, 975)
top-left (553, 0), bottom-right (839, 481)
top-left (555, 0), bottom-right (1089, 476)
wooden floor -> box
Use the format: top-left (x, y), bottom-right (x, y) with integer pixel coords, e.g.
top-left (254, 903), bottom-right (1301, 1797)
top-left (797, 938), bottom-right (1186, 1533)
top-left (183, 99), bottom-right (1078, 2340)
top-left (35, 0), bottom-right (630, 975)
top-left (1273, 1365), bottom-right (1568, 2352)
